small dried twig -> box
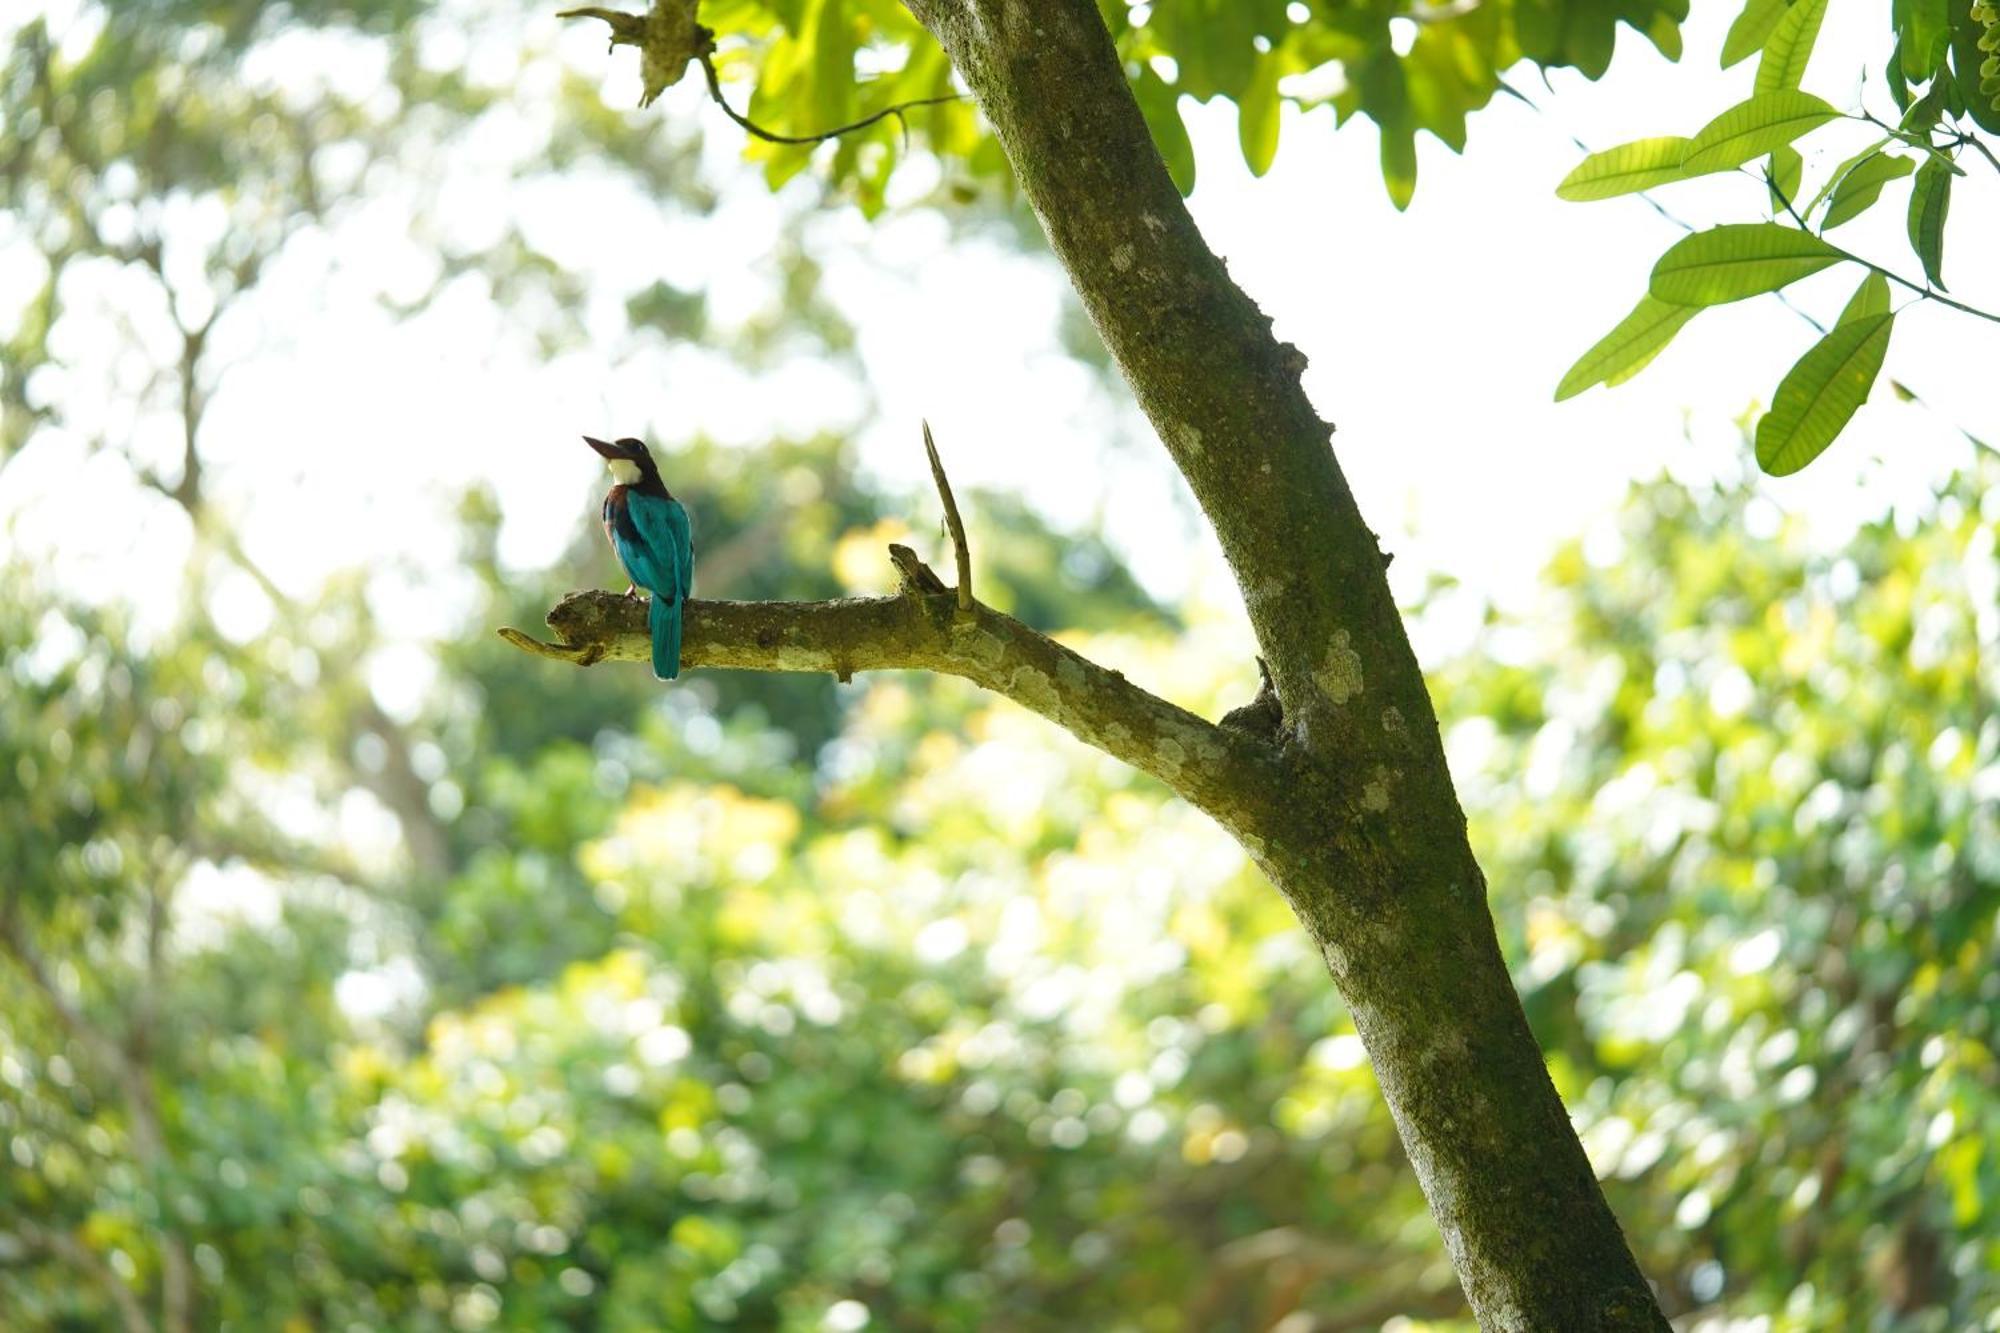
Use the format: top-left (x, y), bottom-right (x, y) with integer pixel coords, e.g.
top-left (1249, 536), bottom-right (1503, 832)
top-left (560, 3), bottom-right (962, 144)
top-left (496, 589), bottom-right (1295, 826)
top-left (921, 420), bottom-right (973, 613)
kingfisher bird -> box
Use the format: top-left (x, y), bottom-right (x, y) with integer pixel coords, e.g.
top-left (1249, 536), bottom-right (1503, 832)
top-left (585, 435), bottom-right (692, 680)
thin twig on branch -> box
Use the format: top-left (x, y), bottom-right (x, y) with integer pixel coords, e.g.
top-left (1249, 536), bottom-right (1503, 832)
top-left (920, 420), bottom-right (973, 612)
top-left (500, 564), bottom-right (1289, 826)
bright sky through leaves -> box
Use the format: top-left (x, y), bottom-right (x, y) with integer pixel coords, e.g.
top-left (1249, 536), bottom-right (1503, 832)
top-left (1, 0), bottom-right (1995, 646)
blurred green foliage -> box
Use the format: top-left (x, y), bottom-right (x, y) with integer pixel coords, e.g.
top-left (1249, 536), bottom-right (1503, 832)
top-left (10, 449), bottom-right (2000, 1329)
top-left (4, 0), bottom-right (1997, 1331)
top-left (1442, 470), bottom-right (2000, 1326)
top-left (681, 0), bottom-right (1690, 209)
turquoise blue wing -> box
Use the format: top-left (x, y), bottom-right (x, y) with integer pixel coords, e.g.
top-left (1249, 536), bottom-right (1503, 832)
top-left (613, 492), bottom-right (690, 600)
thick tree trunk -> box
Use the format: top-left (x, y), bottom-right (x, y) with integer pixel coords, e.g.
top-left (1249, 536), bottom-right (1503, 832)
top-left (899, 1), bottom-right (1668, 1326)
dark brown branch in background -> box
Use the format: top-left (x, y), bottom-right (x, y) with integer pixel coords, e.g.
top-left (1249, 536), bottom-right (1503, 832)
top-left (0, 909), bottom-right (161, 1159)
top-left (0, 905), bottom-right (193, 1333)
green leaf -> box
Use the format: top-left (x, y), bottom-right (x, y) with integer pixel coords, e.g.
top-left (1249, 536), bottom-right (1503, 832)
top-left (1754, 313), bottom-right (1894, 474)
top-left (1906, 157), bottom-right (1952, 288)
top-left (1556, 137), bottom-right (1695, 200)
top-left (1899, 79), bottom-right (1948, 134)
top-left (1381, 126), bottom-right (1418, 211)
top-left (1238, 51), bottom-right (1282, 178)
top-left (1887, 37), bottom-right (1914, 108)
top-left (1722, 0), bottom-right (1787, 68)
top-left (1756, 0), bottom-right (1829, 93)
top-left (1643, 11), bottom-right (1683, 61)
top-left (1837, 272), bottom-right (1892, 325)
top-left (1650, 224), bottom-right (1843, 306)
top-left (1949, 0), bottom-right (2000, 133)
top-left (1353, 54), bottom-right (1417, 209)
top-left (1822, 152), bottom-right (1916, 228)
top-left (804, 0), bottom-right (854, 131)
top-left (1555, 295), bottom-right (1701, 400)
top-left (1899, 0), bottom-right (1951, 83)
top-left (1134, 69), bottom-right (1196, 196)
top-left (1683, 91), bottom-right (1840, 174)
top-left (1765, 144), bottom-right (1803, 213)
top-left (1802, 137), bottom-right (1892, 216)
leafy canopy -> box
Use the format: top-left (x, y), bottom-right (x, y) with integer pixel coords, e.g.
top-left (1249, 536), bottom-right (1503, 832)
top-left (597, 0), bottom-right (1998, 480)
top-left (11, 452), bottom-right (2000, 1329)
top-left (601, 0), bottom-right (1692, 210)
top-left (1554, 0), bottom-right (2000, 476)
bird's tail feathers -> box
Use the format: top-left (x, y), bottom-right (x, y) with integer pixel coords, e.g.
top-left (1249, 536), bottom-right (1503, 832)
top-left (649, 591), bottom-right (682, 681)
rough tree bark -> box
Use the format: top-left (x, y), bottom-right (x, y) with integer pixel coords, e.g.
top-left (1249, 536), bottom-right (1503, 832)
top-left (521, 0), bottom-right (1670, 1326)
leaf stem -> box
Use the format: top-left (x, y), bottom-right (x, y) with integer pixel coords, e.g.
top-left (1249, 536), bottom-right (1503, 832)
top-left (697, 50), bottom-right (960, 147)
top-left (1950, 130), bottom-right (2000, 179)
top-left (1757, 163), bottom-right (2000, 326)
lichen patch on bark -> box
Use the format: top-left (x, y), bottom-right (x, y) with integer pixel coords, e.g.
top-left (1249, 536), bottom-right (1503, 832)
top-left (1314, 630), bottom-right (1365, 704)
top-left (1167, 422), bottom-right (1204, 457)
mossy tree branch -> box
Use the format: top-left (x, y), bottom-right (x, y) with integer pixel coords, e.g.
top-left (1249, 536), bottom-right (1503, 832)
top-left (887, 1), bottom-right (1667, 1327)
top-left (547, 0), bottom-right (1668, 1324)
top-left (503, 571), bottom-right (1291, 831)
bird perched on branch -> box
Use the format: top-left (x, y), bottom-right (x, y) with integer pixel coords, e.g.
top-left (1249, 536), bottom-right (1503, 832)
top-left (585, 435), bottom-right (692, 680)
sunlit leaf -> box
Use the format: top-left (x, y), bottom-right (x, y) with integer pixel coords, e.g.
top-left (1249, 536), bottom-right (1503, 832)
top-left (1899, 0), bottom-right (1952, 83)
top-left (1755, 313), bottom-right (1894, 474)
top-left (1755, 0), bottom-right (1829, 92)
top-left (1887, 34), bottom-right (1915, 108)
top-left (1802, 136), bottom-right (1892, 216)
top-left (1352, 53), bottom-right (1418, 209)
top-left (1556, 137), bottom-right (1694, 200)
top-left (1949, 0), bottom-right (2000, 134)
top-left (1721, 0), bottom-right (1787, 68)
top-left (1837, 271), bottom-right (1892, 324)
top-left (1682, 91), bottom-right (1840, 173)
top-left (805, 0), bottom-right (854, 130)
top-left (1650, 224), bottom-right (1843, 306)
top-left (1381, 126), bottom-right (1418, 211)
top-left (1765, 144), bottom-right (1803, 213)
top-left (1238, 51), bottom-right (1282, 177)
top-left (1555, 295), bottom-right (1701, 399)
top-left (1643, 11), bottom-right (1684, 61)
top-left (1906, 156), bottom-right (1951, 288)
top-left (1822, 151), bottom-right (1915, 228)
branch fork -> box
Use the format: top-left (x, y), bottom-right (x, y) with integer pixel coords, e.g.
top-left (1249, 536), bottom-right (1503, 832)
top-left (501, 421), bottom-right (1286, 825)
